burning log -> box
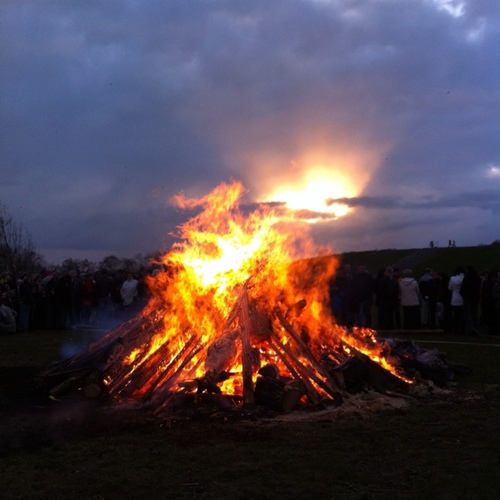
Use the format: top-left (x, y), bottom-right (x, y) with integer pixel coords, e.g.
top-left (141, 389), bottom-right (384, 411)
top-left (253, 364), bottom-right (307, 413)
top-left (254, 364), bottom-right (286, 410)
top-left (205, 330), bottom-right (238, 372)
top-left (178, 370), bottom-right (234, 395)
top-left (270, 330), bottom-right (340, 403)
top-left (239, 285), bottom-right (256, 408)
top-left (268, 335), bottom-right (321, 405)
top-left (274, 307), bottom-right (347, 399)
top-left (143, 334), bottom-right (202, 401)
top-left (149, 339), bottom-right (205, 412)
top-left (48, 370), bottom-right (92, 399)
top-left (331, 349), bottom-right (410, 394)
top-left (37, 308), bottom-right (164, 383)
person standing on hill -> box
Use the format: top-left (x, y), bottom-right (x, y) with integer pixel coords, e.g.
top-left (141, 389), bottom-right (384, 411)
top-left (399, 269), bottom-right (421, 330)
top-left (448, 266), bottom-right (465, 334)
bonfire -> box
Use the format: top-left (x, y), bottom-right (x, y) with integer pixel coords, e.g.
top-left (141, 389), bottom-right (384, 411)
top-left (38, 181), bottom-right (418, 414)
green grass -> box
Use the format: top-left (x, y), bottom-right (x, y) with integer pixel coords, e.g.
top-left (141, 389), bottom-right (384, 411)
top-left (1, 329), bottom-right (500, 500)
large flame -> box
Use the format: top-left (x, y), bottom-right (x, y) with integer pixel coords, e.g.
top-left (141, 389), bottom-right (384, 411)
top-left (110, 181), bottom-right (407, 400)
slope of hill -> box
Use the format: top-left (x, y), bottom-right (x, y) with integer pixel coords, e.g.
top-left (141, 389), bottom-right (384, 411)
top-left (336, 243), bottom-right (500, 278)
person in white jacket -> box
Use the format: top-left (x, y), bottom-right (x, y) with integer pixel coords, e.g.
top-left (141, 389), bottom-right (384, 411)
top-left (448, 266), bottom-right (465, 334)
top-left (120, 272), bottom-right (138, 319)
top-left (399, 269), bottom-right (421, 330)
top-left (0, 293), bottom-right (17, 334)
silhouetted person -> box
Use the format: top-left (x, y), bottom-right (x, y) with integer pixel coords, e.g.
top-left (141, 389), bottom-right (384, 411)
top-left (68, 270), bottom-right (82, 326)
top-left (95, 268), bottom-right (116, 326)
top-left (328, 274), bottom-right (343, 322)
top-left (481, 270), bottom-right (499, 336)
top-left (460, 265), bottom-right (482, 335)
top-left (377, 267), bottom-right (399, 330)
top-left (18, 274), bottom-right (34, 332)
top-left (437, 272), bottom-right (452, 331)
top-left (352, 265), bottom-right (374, 328)
top-left (419, 268), bottom-right (439, 329)
top-left (493, 275), bottom-right (500, 336)
top-left (81, 271), bottom-right (97, 325)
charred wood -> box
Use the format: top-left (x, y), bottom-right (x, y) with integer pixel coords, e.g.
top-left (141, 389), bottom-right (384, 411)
top-left (332, 350), bottom-right (409, 394)
top-left (149, 340), bottom-right (205, 411)
top-left (142, 334), bottom-right (201, 400)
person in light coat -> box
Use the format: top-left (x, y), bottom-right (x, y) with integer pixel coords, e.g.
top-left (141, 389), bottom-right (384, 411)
top-left (448, 266), bottom-right (465, 334)
top-left (0, 293), bottom-right (17, 334)
top-left (120, 272), bottom-right (138, 319)
top-left (399, 269), bottom-right (421, 330)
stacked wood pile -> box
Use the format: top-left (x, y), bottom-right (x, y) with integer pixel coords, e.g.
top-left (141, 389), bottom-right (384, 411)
top-left (37, 285), bottom-right (416, 414)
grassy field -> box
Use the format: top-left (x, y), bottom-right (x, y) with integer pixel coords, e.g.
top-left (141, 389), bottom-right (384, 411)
top-left (1, 327), bottom-right (499, 500)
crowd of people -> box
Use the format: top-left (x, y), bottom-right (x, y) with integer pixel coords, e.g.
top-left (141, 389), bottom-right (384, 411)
top-left (328, 263), bottom-right (500, 336)
top-left (0, 267), bottom-right (154, 334)
top-left (2, 261), bottom-right (500, 337)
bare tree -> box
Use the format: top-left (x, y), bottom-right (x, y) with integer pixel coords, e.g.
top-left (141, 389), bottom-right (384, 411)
top-left (0, 202), bottom-right (44, 276)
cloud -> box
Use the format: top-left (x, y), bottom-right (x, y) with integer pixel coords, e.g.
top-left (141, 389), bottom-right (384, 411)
top-left (0, 0), bottom-right (499, 264)
top-left (328, 189), bottom-right (500, 212)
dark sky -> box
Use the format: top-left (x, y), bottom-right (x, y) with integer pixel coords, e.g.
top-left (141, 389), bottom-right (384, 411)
top-left (1, 0), bottom-right (499, 264)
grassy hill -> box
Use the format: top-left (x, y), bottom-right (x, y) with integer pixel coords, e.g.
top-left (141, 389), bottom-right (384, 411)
top-left (336, 243), bottom-right (500, 278)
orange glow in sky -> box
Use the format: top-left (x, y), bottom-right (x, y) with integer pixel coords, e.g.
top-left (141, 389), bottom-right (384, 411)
top-left (260, 152), bottom-right (374, 222)
top-left (267, 169), bottom-right (355, 219)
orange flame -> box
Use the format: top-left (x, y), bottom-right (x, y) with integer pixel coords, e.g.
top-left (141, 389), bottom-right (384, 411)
top-left (109, 181), bottom-right (409, 399)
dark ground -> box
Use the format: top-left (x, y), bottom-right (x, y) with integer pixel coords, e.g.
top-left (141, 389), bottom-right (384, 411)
top-left (1, 333), bottom-right (500, 499)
